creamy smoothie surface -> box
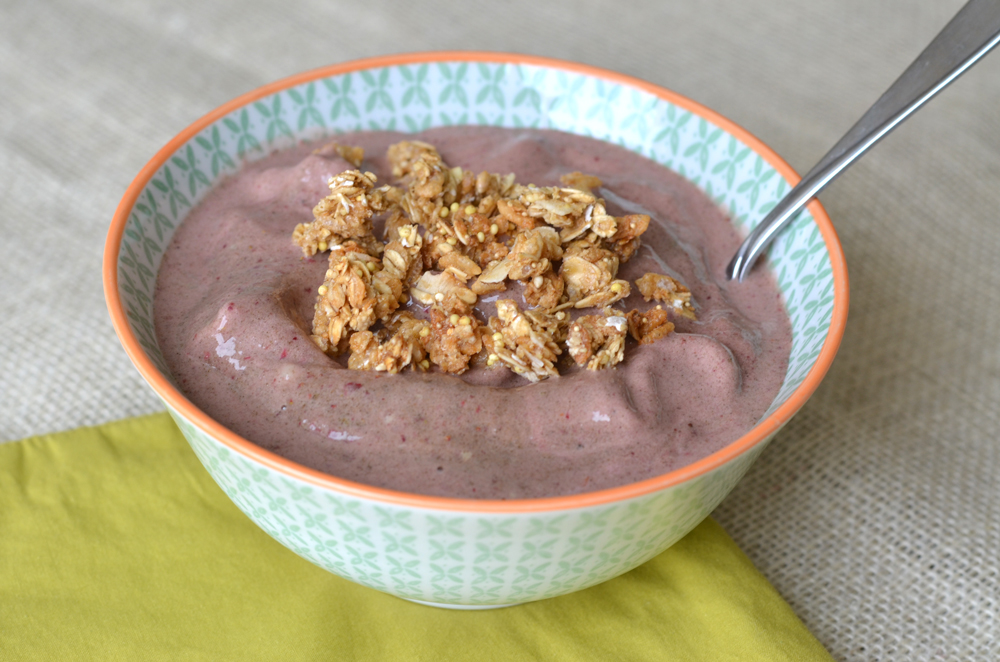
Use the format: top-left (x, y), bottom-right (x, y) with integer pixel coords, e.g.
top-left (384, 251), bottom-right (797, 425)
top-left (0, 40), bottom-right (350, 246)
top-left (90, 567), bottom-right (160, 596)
top-left (154, 127), bottom-right (792, 499)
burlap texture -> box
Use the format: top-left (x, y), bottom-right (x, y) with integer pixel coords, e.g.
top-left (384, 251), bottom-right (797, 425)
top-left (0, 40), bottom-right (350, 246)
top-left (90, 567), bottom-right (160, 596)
top-left (1, 1), bottom-right (996, 659)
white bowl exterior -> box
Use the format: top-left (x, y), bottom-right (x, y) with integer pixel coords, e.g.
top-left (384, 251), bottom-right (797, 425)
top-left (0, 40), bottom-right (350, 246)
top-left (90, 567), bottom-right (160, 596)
top-left (114, 58), bottom-right (834, 605)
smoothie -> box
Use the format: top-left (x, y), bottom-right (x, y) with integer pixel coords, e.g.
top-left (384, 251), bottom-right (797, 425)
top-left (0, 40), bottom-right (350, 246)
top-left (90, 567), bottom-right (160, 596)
top-left (154, 127), bottom-right (791, 499)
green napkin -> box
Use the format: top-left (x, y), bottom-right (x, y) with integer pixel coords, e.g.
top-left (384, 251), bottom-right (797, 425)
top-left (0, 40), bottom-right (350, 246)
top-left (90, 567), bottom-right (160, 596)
top-left (0, 413), bottom-right (831, 661)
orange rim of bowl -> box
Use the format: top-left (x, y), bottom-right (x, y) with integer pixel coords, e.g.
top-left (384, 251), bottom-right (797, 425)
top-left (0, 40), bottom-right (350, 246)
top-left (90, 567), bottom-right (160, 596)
top-left (104, 51), bottom-right (848, 514)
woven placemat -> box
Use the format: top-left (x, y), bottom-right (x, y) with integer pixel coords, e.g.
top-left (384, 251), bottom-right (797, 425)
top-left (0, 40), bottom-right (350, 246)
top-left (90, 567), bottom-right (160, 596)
top-left (2, 1), bottom-right (997, 659)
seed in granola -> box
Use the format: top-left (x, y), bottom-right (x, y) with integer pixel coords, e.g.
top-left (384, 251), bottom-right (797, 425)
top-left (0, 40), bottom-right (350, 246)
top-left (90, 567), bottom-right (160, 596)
top-left (490, 223), bottom-right (499, 235)
top-left (459, 316), bottom-right (471, 326)
top-left (447, 237), bottom-right (457, 246)
top-left (450, 313), bottom-right (460, 324)
top-left (439, 208), bottom-right (449, 217)
top-left (464, 205), bottom-right (476, 215)
top-left (477, 231), bottom-right (486, 242)
top-left (318, 285), bottom-right (328, 295)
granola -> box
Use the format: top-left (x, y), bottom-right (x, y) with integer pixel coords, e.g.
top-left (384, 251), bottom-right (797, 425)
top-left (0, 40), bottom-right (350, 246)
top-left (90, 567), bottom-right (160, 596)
top-left (293, 170), bottom-right (398, 257)
top-left (495, 198), bottom-right (539, 231)
top-left (559, 241), bottom-right (630, 308)
top-left (297, 140), bottom-right (692, 379)
top-left (371, 226), bottom-right (423, 319)
top-left (606, 213), bottom-right (650, 262)
top-left (347, 313), bottom-right (430, 373)
top-left (484, 300), bottom-right (564, 382)
top-left (387, 140), bottom-right (440, 180)
top-left (635, 272), bottom-right (697, 320)
top-left (392, 141), bottom-right (516, 243)
top-left (410, 270), bottom-right (477, 315)
top-left (511, 185), bottom-right (595, 228)
top-left (626, 306), bottom-right (675, 344)
top-left (423, 308), bottom-right (483, 374)
top-left (476, 226), bottom-right (563, 288)
top-left (437, 251), bottom-right (482, 281)
top-left (559, 171), bottom-right (603, 195)
top-left (313, 140), bottom-right (365, 168)
top-left (524, 271), bottom-right (564, 309)
top-left (567, 308), bottom-right (629, 371)
top-left (309, 244), bottom-right (385, 354)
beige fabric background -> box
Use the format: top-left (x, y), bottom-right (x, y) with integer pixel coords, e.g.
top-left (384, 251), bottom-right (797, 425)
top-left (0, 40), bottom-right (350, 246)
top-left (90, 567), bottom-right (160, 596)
top-left (2, 0), bottom-right (997, 659)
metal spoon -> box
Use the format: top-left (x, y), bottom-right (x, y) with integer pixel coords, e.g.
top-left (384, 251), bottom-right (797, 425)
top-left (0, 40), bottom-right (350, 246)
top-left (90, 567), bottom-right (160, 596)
top-left (726, 0), bottom-right (1000, 282)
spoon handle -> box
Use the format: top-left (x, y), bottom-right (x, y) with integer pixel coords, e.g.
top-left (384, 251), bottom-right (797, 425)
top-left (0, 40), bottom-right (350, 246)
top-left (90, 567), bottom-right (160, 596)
top-left (726, 0), bottom-right (1000, 282)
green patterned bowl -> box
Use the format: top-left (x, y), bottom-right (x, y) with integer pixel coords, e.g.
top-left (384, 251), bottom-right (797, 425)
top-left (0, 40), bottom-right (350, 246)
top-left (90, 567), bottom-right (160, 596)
top-left (104, 52), bottom-right (847, 608)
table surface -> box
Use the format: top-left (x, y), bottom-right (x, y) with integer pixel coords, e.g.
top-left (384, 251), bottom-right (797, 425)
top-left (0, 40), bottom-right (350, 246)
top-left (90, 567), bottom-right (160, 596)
top-left (2, 1), bottom-right (997, 659)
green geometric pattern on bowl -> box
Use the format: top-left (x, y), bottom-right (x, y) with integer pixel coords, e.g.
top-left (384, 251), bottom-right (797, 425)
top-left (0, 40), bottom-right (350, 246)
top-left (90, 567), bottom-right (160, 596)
top-left (115, 59), bottom-right (834, 605)
top-left (170, 404), bottom-right (770, 605)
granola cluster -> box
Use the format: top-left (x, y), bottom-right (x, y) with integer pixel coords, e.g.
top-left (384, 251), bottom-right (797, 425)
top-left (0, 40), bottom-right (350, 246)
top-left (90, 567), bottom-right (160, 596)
top-left (296, 139), bottom-right (697, 379)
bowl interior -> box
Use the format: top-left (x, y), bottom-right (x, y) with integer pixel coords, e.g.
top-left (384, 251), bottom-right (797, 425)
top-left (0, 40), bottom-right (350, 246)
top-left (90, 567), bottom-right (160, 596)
top-left (109, 53), bottom-right (844, 500)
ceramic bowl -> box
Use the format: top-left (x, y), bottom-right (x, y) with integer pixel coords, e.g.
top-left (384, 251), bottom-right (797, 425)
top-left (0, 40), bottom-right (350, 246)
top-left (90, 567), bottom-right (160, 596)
top-left (104, 52), bottom-right (848, 608)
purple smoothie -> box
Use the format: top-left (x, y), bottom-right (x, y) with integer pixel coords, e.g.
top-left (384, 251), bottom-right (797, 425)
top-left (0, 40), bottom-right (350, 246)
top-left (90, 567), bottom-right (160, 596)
top-left (154, 127), bottom-right (791, 499)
